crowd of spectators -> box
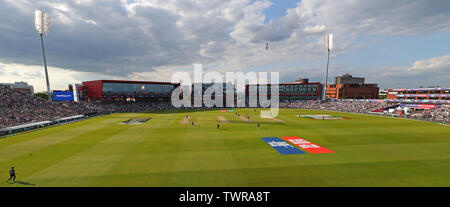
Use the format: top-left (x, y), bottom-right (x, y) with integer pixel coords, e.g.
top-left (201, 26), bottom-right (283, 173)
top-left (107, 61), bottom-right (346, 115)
top-left (281, 100), bottom-right (449, 123)
top-left (0, 85), bottom-right (181, 127)
top-left (280, 100), bottom-right (396, 114)
top-left (1, 85), bottom-right (74, 128)
top-left (0, 86), bottom-right (102, 128)
top-left (93, 101), bottom-right (177, 113)
top-left (408, 105), bottom-right (449, 123)
top-left (1, 84), bottom-right (449, 128)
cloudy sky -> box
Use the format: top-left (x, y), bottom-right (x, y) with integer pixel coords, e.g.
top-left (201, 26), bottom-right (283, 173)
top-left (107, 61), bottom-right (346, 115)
top-left (0, 0), bottom-right (449, 92)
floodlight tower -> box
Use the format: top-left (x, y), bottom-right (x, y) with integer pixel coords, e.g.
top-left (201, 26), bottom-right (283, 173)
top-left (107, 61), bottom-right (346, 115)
top-left (35, 10), bottom-right (52, 102)
top-left (323, 33), bottom-right (333, 101)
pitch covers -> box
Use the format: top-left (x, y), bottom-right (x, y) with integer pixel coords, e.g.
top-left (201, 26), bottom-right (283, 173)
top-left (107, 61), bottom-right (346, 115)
top-left (281, 136), bottom-right (335, 154)
top-left (261, 137), bottom-right (305, 155)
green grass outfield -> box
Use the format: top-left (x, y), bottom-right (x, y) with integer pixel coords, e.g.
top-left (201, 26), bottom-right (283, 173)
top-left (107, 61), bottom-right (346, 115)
top-left (1, 108), bottom-right (449, 187)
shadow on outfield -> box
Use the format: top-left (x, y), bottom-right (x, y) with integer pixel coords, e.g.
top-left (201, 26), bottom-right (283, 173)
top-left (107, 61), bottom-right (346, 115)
top-left (13, 180), bottom-right (36, 186)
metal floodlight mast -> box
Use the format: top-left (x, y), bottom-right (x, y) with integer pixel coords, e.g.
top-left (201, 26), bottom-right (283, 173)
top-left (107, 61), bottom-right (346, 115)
top-left (323, 33), bottom-right (333, 101)
top-left (35, 10), bottom-right (52, 102)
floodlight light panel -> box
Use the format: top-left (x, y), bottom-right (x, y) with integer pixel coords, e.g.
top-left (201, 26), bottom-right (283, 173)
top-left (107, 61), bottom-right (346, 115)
top-left (43, 13), bottom-right (50, 34)
top-left (328, 33), bottom-right (334, 50)
top-left (35, 10), bottom-right (43, 34)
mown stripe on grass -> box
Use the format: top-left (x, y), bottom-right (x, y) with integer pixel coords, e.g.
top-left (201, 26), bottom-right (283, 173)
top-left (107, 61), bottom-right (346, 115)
top-left (28, 157), bottom-right (450, 187)
top-left (89, 114), bottom-right (181, 186)
top-left (0, 117), bottom-right (128, 163)
top-left (21, 114), bottom-right (168, 186)
top-left (0, 119), bottom-right (134, 187)
top-left (168, 112), bottom-right (249, 186)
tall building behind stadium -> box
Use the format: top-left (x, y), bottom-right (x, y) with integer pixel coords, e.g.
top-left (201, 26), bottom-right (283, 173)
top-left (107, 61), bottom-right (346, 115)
top-left (325, 74), bottom-right (379, 99)
top-left (0, 81), bottom-right (34, 95)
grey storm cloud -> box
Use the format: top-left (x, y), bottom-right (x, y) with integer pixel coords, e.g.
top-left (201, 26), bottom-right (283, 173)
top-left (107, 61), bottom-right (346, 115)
top-left (253, 0), bottom-right (450, 43)
top-left (0, 0), bottom-right (235, 76)
top-left (0, 0), bottom-right (449, 81)
top-left (300, 0), bottom-right (450, 36)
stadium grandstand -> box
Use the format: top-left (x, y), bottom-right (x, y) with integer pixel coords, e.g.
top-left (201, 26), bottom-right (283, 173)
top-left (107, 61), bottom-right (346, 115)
top-left (191, 82), bottom-right (236, 107)
top-left (0, 81), bottom-right (34, 95)
top-left (0, 84), bottom-right (104, 135)
top-left (246, 79), bottom-right (323, 102)
top-left (1, 78), bottom-right (449, 136)
top-left (387, 87), bottom-right (450, 101)
top-left (281, 99), bottom-right (449, 124)
top-left (79, 80), bottom-right (180, 102)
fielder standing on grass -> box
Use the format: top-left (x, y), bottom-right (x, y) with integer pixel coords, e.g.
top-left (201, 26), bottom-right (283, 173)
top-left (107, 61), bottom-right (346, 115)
top-left (6, 167), bottom-right (16, 183)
